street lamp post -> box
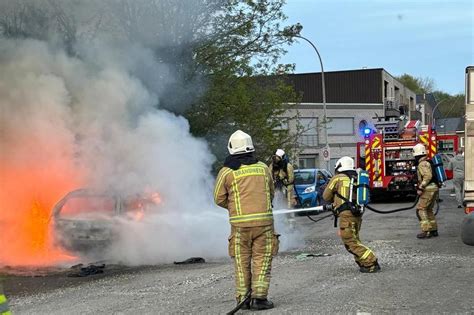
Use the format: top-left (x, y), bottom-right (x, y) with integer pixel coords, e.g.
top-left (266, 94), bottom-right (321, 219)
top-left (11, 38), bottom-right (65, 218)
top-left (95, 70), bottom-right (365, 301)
top-left (431, 99), bottom-right (447, 129)
top-left (294, 35), bottom-right (329, 169)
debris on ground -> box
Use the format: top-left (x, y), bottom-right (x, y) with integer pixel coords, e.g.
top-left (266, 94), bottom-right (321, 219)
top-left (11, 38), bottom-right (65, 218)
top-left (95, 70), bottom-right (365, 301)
top-left (173, 257), bottom-right (206, 265)
top-left (296, 253), bottom-right (331, 260)
top-left (68, 264), bottom-right (106, 277)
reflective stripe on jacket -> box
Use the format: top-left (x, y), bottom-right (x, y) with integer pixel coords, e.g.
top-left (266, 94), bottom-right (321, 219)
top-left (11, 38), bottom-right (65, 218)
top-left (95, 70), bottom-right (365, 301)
top-left (214, 162), bottom-right (275, 227)
top-left (322, 173), bottom-right (352, 210)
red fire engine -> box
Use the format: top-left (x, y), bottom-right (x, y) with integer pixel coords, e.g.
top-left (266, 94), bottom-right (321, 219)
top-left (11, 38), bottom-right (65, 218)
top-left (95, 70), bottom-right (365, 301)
top-left (357, 120), bottom-right (440, 198)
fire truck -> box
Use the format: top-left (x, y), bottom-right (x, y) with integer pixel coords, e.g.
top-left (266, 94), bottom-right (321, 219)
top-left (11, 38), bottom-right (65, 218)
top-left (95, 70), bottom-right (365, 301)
top-left (357, 119), bottom-right (440, 198)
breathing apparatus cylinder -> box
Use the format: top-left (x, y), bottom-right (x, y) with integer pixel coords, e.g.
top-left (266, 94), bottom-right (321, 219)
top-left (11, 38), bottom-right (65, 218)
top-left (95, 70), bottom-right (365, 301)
top-left (356, 169), bottom-right (370, 206)
top-left (431, 154), bottom-right (447, 183)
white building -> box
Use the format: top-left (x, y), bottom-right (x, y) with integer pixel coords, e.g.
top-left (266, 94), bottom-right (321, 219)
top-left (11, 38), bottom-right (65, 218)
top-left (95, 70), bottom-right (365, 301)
top-left (284, 68), bottom-right (416, 170)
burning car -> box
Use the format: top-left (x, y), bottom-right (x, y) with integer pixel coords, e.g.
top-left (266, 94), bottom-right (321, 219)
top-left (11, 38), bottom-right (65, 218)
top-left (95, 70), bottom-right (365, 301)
top-left (52, 189), bottom-right (159, 255)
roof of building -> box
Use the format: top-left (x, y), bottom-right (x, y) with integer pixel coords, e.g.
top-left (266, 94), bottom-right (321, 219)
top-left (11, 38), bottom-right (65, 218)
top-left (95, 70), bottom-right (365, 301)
top-left (435, 117), bottom-right (464, 133)
top-left (286, 68), bottom-right (385, 104)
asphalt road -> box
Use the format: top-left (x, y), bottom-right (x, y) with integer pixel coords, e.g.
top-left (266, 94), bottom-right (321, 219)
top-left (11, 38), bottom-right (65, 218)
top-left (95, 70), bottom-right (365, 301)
top-left (4, 188), bottom-right (474, 314)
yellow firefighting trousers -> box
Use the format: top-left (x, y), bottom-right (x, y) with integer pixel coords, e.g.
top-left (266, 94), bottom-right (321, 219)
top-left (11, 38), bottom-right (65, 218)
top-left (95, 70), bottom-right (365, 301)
top-left (0, 294), bottom-right (11, 315)
top-left (416, 189), bottom-right (439, 232)
top-left (228, 225), bottom-right (279, 300)
top-left (338, 212), bottom-right (377, 268)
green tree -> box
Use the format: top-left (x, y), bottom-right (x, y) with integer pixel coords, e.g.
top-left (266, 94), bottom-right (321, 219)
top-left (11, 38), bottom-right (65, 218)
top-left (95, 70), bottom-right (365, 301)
top-left (185, 0), bottom-right (303, 168)
top-left (396, 74), bottom-right (464, 119)
top-left (396, 73), bottom-right (435, 94)
top-left (187, 74), bottom-right (300, 170)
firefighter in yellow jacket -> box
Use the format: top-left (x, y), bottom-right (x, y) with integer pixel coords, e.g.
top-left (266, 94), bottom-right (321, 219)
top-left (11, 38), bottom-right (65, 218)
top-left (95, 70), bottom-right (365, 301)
top-left (214, 130), bottom-right (278, 310)
top-left (269, 149), bottom-right (295, 209)
top-left (412, 143), bottom-right (439, 239)
top-left (323, 156), bottom-right (380, 273)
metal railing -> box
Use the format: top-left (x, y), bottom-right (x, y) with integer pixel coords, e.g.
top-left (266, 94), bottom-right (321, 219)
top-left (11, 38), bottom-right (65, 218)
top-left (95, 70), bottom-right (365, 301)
top-left (384, 97), bottom-right (399, 110)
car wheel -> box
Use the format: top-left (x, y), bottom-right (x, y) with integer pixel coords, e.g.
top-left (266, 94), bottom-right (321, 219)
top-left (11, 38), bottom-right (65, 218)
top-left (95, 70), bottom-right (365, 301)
top-left (461, 213), bottom-right (474, 246)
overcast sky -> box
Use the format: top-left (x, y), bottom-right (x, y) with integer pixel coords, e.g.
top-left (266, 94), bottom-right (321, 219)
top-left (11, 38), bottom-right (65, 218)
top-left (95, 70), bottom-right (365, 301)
top-left (281, 0), bottom-right (473, 94)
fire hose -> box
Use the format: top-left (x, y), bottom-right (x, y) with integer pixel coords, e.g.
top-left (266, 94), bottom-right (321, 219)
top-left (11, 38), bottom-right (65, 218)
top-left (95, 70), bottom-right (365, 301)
top-left (272, 195), bottom-right (440, 221)
top-left (366, 196), bottom-right (421, 214)
top-left (291, 182), bottom-right (333, 223)
top-left (273, 206), bottom-right (334, 223)
top-left (366, 195), bottom-right (440, 216)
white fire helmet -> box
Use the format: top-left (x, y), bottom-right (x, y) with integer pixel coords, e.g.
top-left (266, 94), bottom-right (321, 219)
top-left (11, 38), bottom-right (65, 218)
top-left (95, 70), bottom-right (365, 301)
top-left (335, 156), bottom-right (355, 172)
top-left (228, 130), bottom-right (255, 155)
top-left (275, 149), bottom-right (285, 158)
top-left (412, 143), bottom-right (427, 157)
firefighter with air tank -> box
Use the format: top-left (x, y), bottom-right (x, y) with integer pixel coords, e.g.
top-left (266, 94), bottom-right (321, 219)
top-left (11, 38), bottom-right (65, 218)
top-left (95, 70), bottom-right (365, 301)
top-left (269, 149), bottom-right (295, 208)
top-left (412, 143), bottom-right (439, 239)
top-left (214, 130), bottom-right (278, 310)
top-left (269, 149), bottom-right (297, 228)
top-left (323, 156), bottom-right (381, 273)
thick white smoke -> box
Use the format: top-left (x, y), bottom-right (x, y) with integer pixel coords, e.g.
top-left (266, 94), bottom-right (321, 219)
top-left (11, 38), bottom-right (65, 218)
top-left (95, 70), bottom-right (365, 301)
top-left (272, 191), bottom-right (305, 250)
top-left (1, 0), bottom-right (302, 267)
top-left (0, 6), bottom-right (229, 265)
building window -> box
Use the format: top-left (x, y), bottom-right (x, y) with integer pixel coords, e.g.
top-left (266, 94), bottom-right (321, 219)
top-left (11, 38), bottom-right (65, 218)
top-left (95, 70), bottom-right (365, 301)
top-left (273, 120), bottom-right (289, 131)
top-left (298, 117), bottom-right (318, 147)
top-left (327, 117), bottom-right (354, 135)
top-left (272, 120), bottom-right (289, 137)
top-left (438, 139), bottom-right (455, 152)
top-left (299, 155), bottom-right (318, 169)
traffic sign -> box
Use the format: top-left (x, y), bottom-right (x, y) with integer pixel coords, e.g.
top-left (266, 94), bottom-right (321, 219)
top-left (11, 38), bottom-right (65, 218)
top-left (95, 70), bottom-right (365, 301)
top-left (323, 146), bottom-right (330, 161)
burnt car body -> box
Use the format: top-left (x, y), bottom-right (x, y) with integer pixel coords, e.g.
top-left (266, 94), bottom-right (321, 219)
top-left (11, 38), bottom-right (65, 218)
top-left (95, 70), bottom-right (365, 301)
top-left (52, 189), bottom-right (155, 255)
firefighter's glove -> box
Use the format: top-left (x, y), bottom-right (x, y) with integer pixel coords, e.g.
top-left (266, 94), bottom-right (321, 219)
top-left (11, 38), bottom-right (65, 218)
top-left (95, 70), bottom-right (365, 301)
top-left (323, 204), bottom-right (335, 214)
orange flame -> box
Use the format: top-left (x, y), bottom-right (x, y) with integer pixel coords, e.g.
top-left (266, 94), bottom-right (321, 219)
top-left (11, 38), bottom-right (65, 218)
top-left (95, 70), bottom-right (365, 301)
top-left (124, 191), bottom-right (161, 222)
top-left (0, 163), bottom-right (82, 267)
top-left (149, 192), bottom-right (162, 204)
top-left (131, 209), bottom-right (145, 221)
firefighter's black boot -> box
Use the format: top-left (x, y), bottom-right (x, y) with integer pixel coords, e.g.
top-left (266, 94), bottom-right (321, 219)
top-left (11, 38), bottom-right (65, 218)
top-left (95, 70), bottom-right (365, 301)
top-left (359, 263), bottom-right (381, 273)
top-left (250, 298), bottom-right (274, 310)
top-left (374, 260), bottom-right (381, 271)
top-left (417, 231), bottom-right (432, 239)
top-left (236, 298), bottom-right (250, 310)
top-left (431, 230), bottom-right (439, 237)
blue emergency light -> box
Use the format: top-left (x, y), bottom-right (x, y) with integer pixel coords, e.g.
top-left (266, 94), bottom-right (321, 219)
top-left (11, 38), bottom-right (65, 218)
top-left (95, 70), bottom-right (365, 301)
top-left (363, 128), bottom-right (372, 136)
